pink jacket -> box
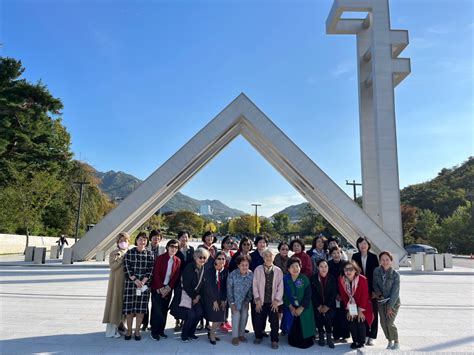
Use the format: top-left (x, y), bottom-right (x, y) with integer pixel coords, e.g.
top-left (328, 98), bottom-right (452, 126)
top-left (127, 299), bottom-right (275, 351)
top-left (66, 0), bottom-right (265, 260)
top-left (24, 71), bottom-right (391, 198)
top-left (252, 265), bottom-right (284, 305)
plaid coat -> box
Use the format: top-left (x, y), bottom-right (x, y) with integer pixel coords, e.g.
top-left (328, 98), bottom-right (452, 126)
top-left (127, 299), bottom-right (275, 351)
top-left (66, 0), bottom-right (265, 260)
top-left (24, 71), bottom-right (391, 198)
top-left (122, 247), bottom-right (154, 314)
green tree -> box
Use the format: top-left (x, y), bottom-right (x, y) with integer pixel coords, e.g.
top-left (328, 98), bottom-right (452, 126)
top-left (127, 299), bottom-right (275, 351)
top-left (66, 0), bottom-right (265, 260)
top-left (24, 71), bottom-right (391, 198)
top-left (259, 216), bottom-right (275, 235)
top-left (401, 204), bottom-right (418, 244)
top-left (433, 205), bottom-right (473, 253)
top-left (165, 211), bottom-right (205, 235)
top-left (0, 57), bottom-right (72, 186)
top-left (273, 213), bottom-right (290, 235)
top-left (229, 215), bottom-right (259, 235)
top-left (204, 221), bottom-right (217, 233)
top-left (414, 209), bottom-right (440, 243)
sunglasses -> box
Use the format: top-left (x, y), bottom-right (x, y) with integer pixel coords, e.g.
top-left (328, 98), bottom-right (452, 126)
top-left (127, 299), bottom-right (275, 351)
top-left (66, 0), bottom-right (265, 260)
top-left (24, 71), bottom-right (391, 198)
top-left (344, 267), bottom-right (355, 272)
top-left (198, 256), bottom-right (207, 260)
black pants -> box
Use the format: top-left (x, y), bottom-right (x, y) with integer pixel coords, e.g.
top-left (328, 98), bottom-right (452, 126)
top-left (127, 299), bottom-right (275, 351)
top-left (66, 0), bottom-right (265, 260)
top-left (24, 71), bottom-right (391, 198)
top-left (366, 298), bottom-right (378, 339)
top-left (254, 303), bottom-right (279, 342)
top-left (151, 291), bottom-right (171, 337)
top-left (314, 309), bottom-right (334, 334)
top-left (333, 307), bottom-right (350, 339)
top-left (181, 303), bottom-right (203, 340)
top-left (349, 319), bottom-right (366, 345)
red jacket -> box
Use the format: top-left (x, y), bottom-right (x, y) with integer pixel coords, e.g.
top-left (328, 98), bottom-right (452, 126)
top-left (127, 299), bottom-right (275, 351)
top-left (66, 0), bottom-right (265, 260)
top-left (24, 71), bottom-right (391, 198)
top-left (151, 253), bottom-right (181, 290)
top-left (293, 252), bottom-right (313, 279)
top-left (338, 274), bottom-right (373, 326)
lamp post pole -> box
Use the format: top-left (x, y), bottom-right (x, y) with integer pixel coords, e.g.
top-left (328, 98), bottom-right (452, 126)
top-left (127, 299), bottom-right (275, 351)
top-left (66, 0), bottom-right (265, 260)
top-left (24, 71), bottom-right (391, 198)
top-left (251, 203), bottom-right (261, 236)
top-left (346, 180), bottom-right (362, 202)
top-left (74, 181), bottom-right (90, 242)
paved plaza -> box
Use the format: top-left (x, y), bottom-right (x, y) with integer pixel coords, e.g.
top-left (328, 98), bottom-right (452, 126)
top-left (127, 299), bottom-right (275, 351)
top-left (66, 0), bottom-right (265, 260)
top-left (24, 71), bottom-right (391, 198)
top-left (0, 251), bottom-right (473, 355)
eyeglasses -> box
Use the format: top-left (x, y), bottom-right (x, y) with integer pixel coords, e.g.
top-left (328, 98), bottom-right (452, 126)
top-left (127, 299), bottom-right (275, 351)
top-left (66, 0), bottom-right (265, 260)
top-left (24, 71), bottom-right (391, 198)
top-left (198, 256), bottom-right (207, 260)
top-left (344, 267), bottom-right (355, 272)
top-left (168, 245), bottom-right (178, 249)
top-left (225, 241), bottom-right (233, 244)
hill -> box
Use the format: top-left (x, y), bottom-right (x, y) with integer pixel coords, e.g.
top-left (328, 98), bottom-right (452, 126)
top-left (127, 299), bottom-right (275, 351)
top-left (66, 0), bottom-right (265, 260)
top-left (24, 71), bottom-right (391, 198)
top-left (95, 170), bottom-right (245, 220)
top-left (273, 202), bottom-right (312, 222)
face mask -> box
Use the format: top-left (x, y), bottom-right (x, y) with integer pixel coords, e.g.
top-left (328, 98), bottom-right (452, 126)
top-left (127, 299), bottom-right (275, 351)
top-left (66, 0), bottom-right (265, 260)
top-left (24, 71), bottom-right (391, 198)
top-left (118, 241), bottom-right (129, 250)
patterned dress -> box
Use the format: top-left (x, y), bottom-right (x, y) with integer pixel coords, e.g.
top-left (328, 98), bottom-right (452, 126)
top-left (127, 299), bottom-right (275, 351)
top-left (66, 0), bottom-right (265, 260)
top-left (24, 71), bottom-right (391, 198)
top-left (122, 247), bottom-right (154, 314)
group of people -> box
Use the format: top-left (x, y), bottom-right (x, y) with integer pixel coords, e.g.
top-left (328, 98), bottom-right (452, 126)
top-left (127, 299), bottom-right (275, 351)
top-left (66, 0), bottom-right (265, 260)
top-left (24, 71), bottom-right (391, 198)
top-left (103, 231), bottom-right (401, 350)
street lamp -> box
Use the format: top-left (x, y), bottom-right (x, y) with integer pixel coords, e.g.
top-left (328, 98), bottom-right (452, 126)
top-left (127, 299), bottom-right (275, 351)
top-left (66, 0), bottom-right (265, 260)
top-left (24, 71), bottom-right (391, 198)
top-left (251, 203), bottom-right (261, 236)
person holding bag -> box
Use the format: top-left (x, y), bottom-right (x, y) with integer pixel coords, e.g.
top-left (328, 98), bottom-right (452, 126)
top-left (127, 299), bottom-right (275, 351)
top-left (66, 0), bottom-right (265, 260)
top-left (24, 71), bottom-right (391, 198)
top-left (338, 260), bottom-right (374, 349)
top-left (178, 247), bottom-right (209, 343)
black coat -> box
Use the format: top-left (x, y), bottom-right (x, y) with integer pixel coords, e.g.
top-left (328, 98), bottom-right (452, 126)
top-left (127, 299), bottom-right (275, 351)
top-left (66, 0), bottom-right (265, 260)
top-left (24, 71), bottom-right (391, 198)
top-left (202, 267), bottom-right (228, 322)
top-left (328, 259), bottom-right (343, 280)
top-left (352, 252), bottom-right (379, 293)
top-left (176, 246), bottom-right (195, 272)
top-left (310, 273), bottom-right (337, 310)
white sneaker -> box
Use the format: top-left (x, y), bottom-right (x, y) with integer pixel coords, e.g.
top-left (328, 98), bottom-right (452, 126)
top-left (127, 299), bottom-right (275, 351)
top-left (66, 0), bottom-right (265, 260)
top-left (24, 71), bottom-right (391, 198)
top-left (386, 341), bottom-right (393, 349)
top-left (392, 342), bottom-right (400, 350)
top-left (366, 338), bottom-right (376, 346)
top-left (113, 331), bottom-right (121, 338)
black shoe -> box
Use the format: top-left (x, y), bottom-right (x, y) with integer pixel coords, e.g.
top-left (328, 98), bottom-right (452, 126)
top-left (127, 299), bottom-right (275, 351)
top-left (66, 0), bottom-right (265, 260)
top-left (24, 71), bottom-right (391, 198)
top-left (150, 334), bottom-right (160, 341)
top-left (159, 333), bottom-right (168, 339)
top-left (357, 343), bottom-right (364, 348)
top-left (327, 333), bottom-right (335, 349)
top-left (262, 332), bottom-right (269, 337)
top-left (350, 342), bottom-right (358, 349)
top-left (318, 332), bottom-right (325, 346)
top-left (134, 334), bottom-right (141, 341)
top-left (245, 329), bottom-right (250, 333)
top-left (124, 334), bottom-right (132, 341)
top-left (209, 338), bottom-right (216, 345)
top-left (190, 335), bottom-right (199, 340)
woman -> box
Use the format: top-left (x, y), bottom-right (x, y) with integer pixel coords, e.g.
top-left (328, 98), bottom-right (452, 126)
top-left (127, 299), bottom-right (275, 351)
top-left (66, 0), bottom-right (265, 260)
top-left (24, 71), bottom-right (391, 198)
top-left (289, 239), bottom-right (313, 278)
top-left (281, 257), bottom-right (315, 349)
top-left (122, 232), bottom-right (154, 341)
top-left (328, 246), bottom-right (350, 342)
top-left (273, 241), bottom-right (290, 274)
top-left (221, 235), bottom-right (235, 266)
top-left (176, 247), bottom-right (209, 342)
top-left (351, 236), bottom-right (379, 346)
top-left (174, 230), bottom-right (195, 331)
top-left (373, 251), bottom-right (401, 350)
top-left (150, 239), bottom-right (181, 341)
top-left (327, 236), bottom-right (348, 261)
top-left (202, 251), bottom-right (229, 344)
top-left (228, 237), bottom-right (253, 272)
top-left (250, 235), bottom-right (268, 271)
top-left (199, 231), bottom-right (218, 265)
top-left (311, 259), bottom-right (337, 349)
top-left (148, 229), bottom-right (165, 259)
top-left (338, 260), bottom-right (374, 349)
top-left (103, 232), bottom-right (130, 338)
top-left (252, 249), bottom-right (283, 350)
top-left (307, 235), bottom-right (327, 274)
top-left (227, 255), bottom-right (253, 346)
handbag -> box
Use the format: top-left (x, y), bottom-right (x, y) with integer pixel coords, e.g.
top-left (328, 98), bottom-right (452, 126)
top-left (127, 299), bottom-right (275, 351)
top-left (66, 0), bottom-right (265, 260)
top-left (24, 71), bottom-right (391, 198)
top-left (179, 267), bottom-right (205, 309)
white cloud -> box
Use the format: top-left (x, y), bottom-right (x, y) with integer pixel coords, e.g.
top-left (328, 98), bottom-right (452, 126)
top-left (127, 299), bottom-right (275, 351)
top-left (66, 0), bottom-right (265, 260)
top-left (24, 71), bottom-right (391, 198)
top-left (425, 25), bottom-right (451, 35)
top-left (331, 61), bottom-right (355, 78)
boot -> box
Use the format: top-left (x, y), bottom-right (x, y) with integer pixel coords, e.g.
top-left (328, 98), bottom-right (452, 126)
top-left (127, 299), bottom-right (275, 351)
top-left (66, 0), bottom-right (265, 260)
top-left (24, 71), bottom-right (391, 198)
top-left (318, 331), bottom-right (325, 346)
top-left (326, 332), bottom-right (334, 348)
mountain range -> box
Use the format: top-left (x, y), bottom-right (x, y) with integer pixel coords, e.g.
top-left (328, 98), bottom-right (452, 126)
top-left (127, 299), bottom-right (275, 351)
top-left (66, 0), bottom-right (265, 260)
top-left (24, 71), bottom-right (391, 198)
top-left (95, 170), bottom-right (245, 220)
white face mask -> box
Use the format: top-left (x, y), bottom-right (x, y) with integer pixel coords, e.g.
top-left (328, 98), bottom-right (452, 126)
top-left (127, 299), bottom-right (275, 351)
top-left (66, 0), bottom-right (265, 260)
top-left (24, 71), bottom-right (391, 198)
top-left (118, 241), bottom-right (129, 250)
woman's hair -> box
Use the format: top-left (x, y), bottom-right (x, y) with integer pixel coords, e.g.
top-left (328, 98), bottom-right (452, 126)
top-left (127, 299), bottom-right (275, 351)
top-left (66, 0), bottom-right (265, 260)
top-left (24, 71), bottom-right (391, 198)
top-left (289, 238), bottom-right (305, 252)
top-left (177, 230), bottom-right (189, 239)
top-left (202, 231), bottom-right (217, 244)
top-left (116, 232), bottom-right (130, 245)
top-left (277, 241), bottom-right (289, 252)
top-left (316, 259), bottom-right (328, 267)
top-left (221, 235), bottom-right (232, 250)
top-left (356, 236), bottom-right (372, 251)
top-left (254, 235), bottom-right (268, 247)
top-left (149, 229), bottom-right (162, 239)
top-left (236, 254), bottom-right (251, 266)
top-left (134, 231), bottom-right (149, 246)
top-left (341, 260), bottom-right (361, 275)
top-left (287, 256), bottom-right (302, 270)
top-left (166, 239), bottom-right (179, 251)
top-left (194, 247), bottom-right (210, 260)
top-left (238, 237), bottom-right (253, 252)
top-left (262, 249), bottom-right (273, 258)
top-left (379, 250), bottom-right (394, 261)
top-left (329, 246), bottom-right (341, 256)
top-left (311, 235), bottom-right (327, 250)
top-left (215, 251), bottom-right (226, 260)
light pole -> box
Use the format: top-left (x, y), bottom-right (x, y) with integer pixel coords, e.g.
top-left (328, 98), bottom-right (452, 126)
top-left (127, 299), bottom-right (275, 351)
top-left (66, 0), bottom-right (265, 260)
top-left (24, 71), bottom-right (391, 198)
top-left (251, 203), bottom-right (261, 236)
top-left (346, 180), bottom-right (362, 202)
top-left (74, 181), bottom-right (90, 242)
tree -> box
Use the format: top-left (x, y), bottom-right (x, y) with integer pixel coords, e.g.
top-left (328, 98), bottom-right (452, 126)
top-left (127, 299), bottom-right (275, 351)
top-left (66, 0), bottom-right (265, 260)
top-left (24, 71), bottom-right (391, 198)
top-left (0, 57), bottom-right (72, 186)
top-left (414, 209), bottom-right (440, 243)
top-left (259, 216), bottom-right (275, 235)
top-left (401, 204), bottom-right (417, 245)
top-left (165, 211), bottom-right (205, 235)
top-left (273, 213), bottom-right (290, 235)
top-left (0, 171), bottom-right (61, 251)
top-left (433, 205), bottom-right (473, 253)
top-left (229, 215), bottom-right (258, 235)
top-left (204, 221), bottom-right (217, 233)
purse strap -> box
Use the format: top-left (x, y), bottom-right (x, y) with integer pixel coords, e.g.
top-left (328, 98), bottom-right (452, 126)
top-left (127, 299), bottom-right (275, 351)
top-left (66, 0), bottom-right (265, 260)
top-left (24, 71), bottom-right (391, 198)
top-left (195, 267), bottom-right (205, 291)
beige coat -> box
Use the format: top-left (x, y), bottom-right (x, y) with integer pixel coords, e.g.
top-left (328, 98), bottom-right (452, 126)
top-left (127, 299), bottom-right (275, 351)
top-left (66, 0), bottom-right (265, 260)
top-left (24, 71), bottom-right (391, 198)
top-left (102, 248), bottom-right (126, 325)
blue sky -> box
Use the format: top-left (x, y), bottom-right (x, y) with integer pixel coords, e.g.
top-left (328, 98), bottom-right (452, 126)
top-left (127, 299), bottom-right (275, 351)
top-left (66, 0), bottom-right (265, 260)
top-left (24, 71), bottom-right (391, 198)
top-left (2, 0), bottom-right (472, 217)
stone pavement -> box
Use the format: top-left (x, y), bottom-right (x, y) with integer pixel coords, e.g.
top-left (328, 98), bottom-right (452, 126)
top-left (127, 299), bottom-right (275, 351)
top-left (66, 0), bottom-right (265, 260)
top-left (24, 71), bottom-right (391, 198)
top-left (0, 254), bottom-right (473, 354)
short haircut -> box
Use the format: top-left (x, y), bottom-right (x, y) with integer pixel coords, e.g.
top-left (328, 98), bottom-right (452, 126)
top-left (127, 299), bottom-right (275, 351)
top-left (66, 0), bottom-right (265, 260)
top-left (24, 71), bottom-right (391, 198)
top-left (238, 237), bottom-right (253, 252)
top-left (312, 235), bottom-right (327, 249)
top-left (135, 231), bottom-right (149, 246)
top-left (150, 229), bottom-right (162, 239)
top-left (194, 247), bottom-right (210, 259)
top-left (277, 241), bottom-right (289, 251)
top-left (379, 250), bottom-right (394, 261)
top-left (116, 232), bottom-right (130, 245)
top-left (341, 260), bottom-right (361, 275)
top-left (356, 236), bottom-right (372, 251)
top-left (262, 249), bottom-right (273, 258)
top-left (177, 230), bottom-right (189, 239)
top-left (202, 231), bottom-right (217, 244)
top-left (236, 254), bottom-right (251, 266)
top-left (329, 246), bottom-right (341, 256)
top-left (221, 235), bottom-right (233, 250)
top-left (254, 235), bottom-right (268, 247)
top-left (289, 238), bottom-right (305, 252)
top-left (316, 259), bottom-right (328, 267)
top-left (287, 256), bottom-right (302, 270)
top-left (166, 239), bottom-right (179, 250)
